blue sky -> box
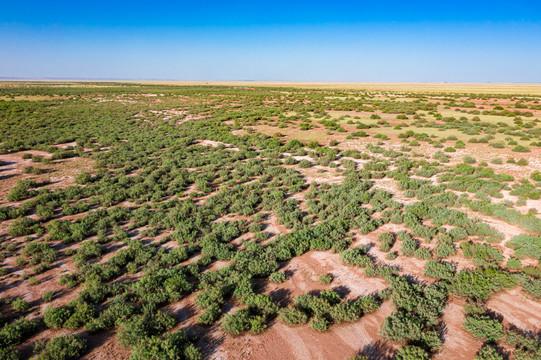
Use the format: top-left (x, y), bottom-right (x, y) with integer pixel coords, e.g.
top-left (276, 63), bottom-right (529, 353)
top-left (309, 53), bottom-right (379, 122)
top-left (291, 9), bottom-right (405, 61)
top-left (1, 1), bottom-right (540, 82)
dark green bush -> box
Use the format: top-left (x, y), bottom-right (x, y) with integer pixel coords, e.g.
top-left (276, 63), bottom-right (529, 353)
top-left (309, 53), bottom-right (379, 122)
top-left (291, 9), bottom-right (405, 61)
top-left (117, 311), bottom-right (176, 347)
top-left (395, 345), bottom-right (429, 360)
top-left (463, 315), bottom-right (503, 342)
top-left (424, 260), bottom-right (456, 280)
top-left (309, 314), bottom-right (330, 331)
top-left (278, 306), bottom-right (309, 325)
top-left (474, 345), bottom-right (504, 360)
top-left (130, 330), bottom-right (201, 360)
top-left (33, 334), bottom-right (87, 360)
top-left (318, 274), bottom-right (333, 284)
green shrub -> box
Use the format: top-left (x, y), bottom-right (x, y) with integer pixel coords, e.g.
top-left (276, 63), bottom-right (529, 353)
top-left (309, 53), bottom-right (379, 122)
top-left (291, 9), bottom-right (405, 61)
top-left (309, 314), bottom-right (330, 331)
top-left (414, 247), bottom-right (432, 260)
top-left (42, 291), bottom-right (54, 303)
top-left (475, 345), bottom-right (504, 360)
top-left (319, 274), bottom-right (333, 284)
top-left (418, 330), bottom-right (443, 353)
top-left (268, 271), bottom-right (286, 283)
top-left (531, 171), bottom-right (541, 182)
top-left (400, 234), bottom-right (418, 256)
top-left (7, 180), bottom-right (36, 201)
top-left (517, 158), bottom-right (529, 166)
top-left (434, 243), bottom-right (456, 258)
top-left (130, 330), bottom-right (201, 360)
top-left (453, 267), bottom-right (516, 300)
top-left (340, 247), bottom-right (372, 267)
top-left (377, 232), bottom-right (395, 252)
top-left (9, 217), bottom-right (40, 237)
top-left (11, 298), bottom-right (29, 313)
top-left (43, 301), bottom-right (95, 329)
top-left (278, 306), bottom-right (309, 325)
top-left (380, 310), bottom-right (424, 341)
top-left (0, 347), bottom-right (18, 360)
top-left (463, 315), bottom-right (503, 342)
top-left (521, 277), bottom-right (541, 299)
top-left (0, 317), bottom-right (37, 348)
top-left (424, 260), bottom-right (456, 280)
top-left (33, 334), bottom-right (87, 360)
top-left (43, 307), bottom-right (68, 328)
top-left (350, 356), bottom-right (368, 360)
top-left (118, 311), bottom-right (176, 347)
top-left (460, 241), bottom-right (504, 264)
top-left (222, 309), bottom-right (251, 335)
top-left (248, 315), bottom-right (267, 334)
top-left (395, 345), bottom-right (429, 360)
top-left (507, 234), bottom-right (540, 260)
top-left (75, 171), bottom-right (92, 184)
top-left (512, 145), bottom-right (530, 152)
top-left (463, 155), bottom-right (477, 164)
top-left (505, 258), bottom-right (522, 269)
top-left (505, 328), bottom-right (541, 360)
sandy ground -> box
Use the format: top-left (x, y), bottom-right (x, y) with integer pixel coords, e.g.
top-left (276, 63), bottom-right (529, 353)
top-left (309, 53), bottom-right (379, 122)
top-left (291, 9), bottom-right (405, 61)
top-left (218, 301), bottom-right (396, 360)
top-left (486, 288), bottom-right (541, 333)
top-left (435, 298), bottom-right (484, 360)
top-left (0, 149), bottom-right (94, 202)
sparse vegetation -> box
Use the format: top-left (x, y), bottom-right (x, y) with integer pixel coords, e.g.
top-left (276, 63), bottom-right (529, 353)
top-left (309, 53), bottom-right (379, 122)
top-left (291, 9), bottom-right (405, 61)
top-left (0, 83), bottom-right (540, 359)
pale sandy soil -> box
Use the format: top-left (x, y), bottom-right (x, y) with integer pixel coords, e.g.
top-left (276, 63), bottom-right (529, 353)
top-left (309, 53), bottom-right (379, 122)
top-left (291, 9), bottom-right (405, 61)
top-left (435, 298), bottom-right (484, 360)
top-left (197, 139), bottom-right (240, 151)
top-left (147, 108), bottom-right (206, 123)
top-left (0, 149), bottom-right (94, 202)
top-left (486, 288), bottom-right (541, 333)
top-left (81, 330), bottom-right (131, 360)
top-left (273, 251), bottom-right (389, 300)
top-left (295, 166), bottom-right (343, 184)
top-left (494, 190), bottom-right (541, 217)
top-left (266, 212), bottom-right (292, 237)
top-left (371, 178), bottom-right (417, 205)
top-left (461, 212), bottom-right (540, 267)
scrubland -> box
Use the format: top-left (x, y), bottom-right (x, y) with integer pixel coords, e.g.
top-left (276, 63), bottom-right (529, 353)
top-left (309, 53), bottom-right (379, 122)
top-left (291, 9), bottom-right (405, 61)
top-left (0, 82), bottom-right (540, 359)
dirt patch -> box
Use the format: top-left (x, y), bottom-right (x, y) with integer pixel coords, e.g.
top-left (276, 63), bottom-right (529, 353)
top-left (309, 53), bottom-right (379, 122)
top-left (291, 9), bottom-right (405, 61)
top-left (435, 298), bottom-right (483, 360)
top-left (0, 151), bottom-right (94, 202)
top-left (221, 301), bottom-right (397, 360)
top-left (486, 288), bottom-right (541, 332)
top-left (264, 251), bottom-right (389, 303)
top-left (81, 330), bottom-right (131, 360)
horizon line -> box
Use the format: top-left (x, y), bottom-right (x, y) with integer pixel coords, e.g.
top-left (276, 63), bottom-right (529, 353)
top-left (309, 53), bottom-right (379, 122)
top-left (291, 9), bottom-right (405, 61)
top-left (1, 77), bottom-right (541, 85)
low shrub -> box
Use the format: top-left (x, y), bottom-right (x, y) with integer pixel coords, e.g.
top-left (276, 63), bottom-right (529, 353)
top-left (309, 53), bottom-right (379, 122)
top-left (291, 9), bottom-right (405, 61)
top-left (463, 315), bottom-right (503, 342)
top-left (268, 271), bottom-right (286, 283)
top-left (33, 334), bottom-right (87, 360)
top-left (319, 274), bottom-right (333, 284)
top-left (475, 345), bottom-right (504, 360)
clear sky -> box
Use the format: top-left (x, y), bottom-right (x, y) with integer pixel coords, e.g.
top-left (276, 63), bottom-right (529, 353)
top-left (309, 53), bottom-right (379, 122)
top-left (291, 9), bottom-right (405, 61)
top-left (1, 1), bottom-right (540, 82)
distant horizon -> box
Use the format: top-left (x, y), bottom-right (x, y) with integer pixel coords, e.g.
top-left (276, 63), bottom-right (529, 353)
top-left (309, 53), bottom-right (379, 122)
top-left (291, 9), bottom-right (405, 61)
top-left (1, 78), bottom-right (541, 85)
top-left (2, 1), bottom-right (541, 83)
